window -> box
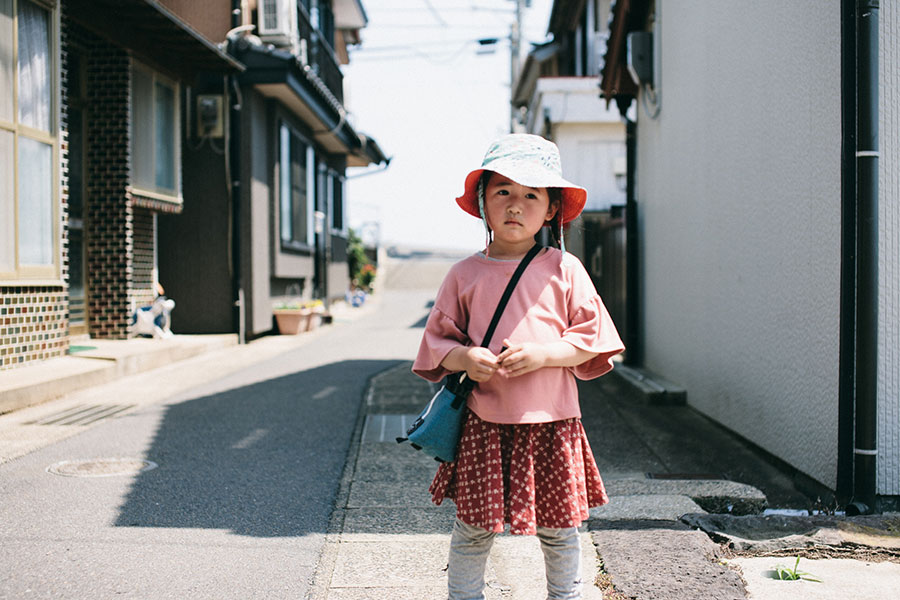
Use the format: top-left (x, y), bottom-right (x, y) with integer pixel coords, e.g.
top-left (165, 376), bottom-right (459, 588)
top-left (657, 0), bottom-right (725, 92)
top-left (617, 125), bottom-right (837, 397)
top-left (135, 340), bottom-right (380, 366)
top-left (131, 61), bottom-right (180, 202)
top-left (0, 0), bottom-right (59, 280)
top-left (279, 122), bottom-right (314, 248)
top-left (329, 171), bottom-right (344, 233)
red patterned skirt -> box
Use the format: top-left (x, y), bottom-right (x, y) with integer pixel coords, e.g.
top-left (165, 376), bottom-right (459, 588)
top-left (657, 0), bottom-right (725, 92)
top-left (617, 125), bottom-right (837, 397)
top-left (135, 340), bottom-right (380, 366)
top-left (429, 411), bottom-right (609, 535)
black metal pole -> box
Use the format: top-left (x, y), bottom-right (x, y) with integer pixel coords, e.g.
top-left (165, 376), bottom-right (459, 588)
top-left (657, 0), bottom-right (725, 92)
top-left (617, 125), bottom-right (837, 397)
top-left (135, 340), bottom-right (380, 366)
top-left (623, 116), bottom-right (640, 367)
top-left (850, 0), bottom-right (879, 515)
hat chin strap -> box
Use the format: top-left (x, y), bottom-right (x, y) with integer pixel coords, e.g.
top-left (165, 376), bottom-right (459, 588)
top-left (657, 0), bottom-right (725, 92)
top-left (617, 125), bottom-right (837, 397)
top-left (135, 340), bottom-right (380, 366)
top-left (559, 214), bottom-right (566, 254)
top-left (478, 180), bottom-right (492, 257)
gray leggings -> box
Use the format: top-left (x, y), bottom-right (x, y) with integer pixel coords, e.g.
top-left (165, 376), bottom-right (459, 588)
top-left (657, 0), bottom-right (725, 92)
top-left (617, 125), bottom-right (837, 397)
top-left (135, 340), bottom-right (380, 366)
top-left (448, 518), bottom-right (584, 600)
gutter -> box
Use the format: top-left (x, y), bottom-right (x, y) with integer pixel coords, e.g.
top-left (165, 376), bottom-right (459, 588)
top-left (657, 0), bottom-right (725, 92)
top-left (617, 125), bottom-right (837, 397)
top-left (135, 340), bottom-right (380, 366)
top-left (841, 0), bottom-right (880, 515)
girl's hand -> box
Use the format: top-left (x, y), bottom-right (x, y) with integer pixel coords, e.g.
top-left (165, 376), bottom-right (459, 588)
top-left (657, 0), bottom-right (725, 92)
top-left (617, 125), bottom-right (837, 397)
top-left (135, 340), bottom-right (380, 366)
top-left (496, 339), bottom-right (549, 378)
top-left (496, 338), bottom-right (601, 377)
top-left (441, 346), bottom-right (499, 382)
top-left (462, 347), bottom-right (500, 382)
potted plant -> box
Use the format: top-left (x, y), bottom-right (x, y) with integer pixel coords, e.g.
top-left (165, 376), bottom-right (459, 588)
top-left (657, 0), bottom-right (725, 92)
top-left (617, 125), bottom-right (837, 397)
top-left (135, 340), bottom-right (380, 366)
top-left (273, 302), bottom-right (311, 335)
top-left (273, 299), bottom-right (325, 334)
top-left (303, 299), bottom-right (325, 331)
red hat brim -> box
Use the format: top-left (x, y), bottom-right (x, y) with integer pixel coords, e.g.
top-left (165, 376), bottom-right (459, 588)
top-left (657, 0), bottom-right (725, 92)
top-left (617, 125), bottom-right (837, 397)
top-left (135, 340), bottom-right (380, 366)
top-left (455, 169), bottom-right (587, 225)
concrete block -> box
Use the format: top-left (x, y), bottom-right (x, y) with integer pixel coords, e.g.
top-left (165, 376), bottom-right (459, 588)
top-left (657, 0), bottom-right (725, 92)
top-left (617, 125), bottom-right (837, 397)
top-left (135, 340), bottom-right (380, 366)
top-left (590, 494), bottom-right (706, 521)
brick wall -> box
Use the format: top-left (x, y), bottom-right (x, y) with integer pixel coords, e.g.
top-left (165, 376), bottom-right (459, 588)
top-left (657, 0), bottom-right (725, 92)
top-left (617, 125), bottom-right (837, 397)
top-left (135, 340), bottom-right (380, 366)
top-left (0, 288), bottom-right (68, 370)
top-left (132, 208), bottom-right (156, 308)
top-left (84, 40), bottom-right (134, 339)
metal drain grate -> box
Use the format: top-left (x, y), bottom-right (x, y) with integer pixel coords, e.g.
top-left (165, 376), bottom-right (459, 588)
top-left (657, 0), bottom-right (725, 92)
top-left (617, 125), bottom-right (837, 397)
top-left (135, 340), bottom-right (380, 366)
top-left (26, 404), bottom-right (135, 426)
top-left (362, 414), bottom-right (420, 442)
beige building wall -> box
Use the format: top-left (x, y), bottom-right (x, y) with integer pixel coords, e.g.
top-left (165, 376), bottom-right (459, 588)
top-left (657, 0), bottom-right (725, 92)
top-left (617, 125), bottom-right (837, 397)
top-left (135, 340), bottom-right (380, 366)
top-left (635, 2), bottom-right (842, 488)
top-left (878, 1), bottom-right (900, 496)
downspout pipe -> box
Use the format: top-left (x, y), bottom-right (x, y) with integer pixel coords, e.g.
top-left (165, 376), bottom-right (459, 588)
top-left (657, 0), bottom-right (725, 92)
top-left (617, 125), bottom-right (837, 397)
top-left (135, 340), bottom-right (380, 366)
top-left (229, 0), bottom-right (246, 344)
top-left (623, 116), bottom-right (641, 367)
top-left (849, 0), bottom-right (880, 515)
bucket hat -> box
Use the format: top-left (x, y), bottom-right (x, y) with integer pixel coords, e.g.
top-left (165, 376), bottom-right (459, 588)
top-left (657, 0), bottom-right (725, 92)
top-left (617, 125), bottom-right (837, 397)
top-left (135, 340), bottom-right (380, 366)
top-left (456, 134), bottom-right (587, 225)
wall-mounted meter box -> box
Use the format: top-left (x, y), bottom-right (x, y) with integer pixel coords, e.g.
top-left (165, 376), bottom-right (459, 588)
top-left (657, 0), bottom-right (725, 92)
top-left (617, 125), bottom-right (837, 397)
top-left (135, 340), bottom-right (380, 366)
top-left (626, 31), bottom-right (653, 86)
top-left (196, 94), bottom-right (225, 138)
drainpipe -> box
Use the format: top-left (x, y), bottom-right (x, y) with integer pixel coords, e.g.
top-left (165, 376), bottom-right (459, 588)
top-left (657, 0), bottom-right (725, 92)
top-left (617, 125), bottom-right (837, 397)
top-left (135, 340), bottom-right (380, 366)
top-left (848, 0), bottom-right (880, 515)
top-left (229, 0), bottom-right (246, 344)
top-left (623, 117), bottom-right (641, 367)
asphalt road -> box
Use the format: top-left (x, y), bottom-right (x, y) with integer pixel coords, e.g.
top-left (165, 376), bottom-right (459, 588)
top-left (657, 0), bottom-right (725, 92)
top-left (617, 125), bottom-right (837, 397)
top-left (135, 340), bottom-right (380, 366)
top-left (0, 258), bottom-right (453, 599)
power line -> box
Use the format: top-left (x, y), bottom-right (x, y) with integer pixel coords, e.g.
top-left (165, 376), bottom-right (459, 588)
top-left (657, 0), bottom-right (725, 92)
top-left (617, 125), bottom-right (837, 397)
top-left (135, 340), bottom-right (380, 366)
top-left (421, 0), bottom-right (448, 26)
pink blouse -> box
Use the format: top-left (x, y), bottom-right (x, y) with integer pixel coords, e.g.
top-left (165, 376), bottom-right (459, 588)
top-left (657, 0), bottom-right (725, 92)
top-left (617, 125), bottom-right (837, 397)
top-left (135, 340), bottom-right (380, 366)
top-left (412, 248), bottom-right (624, 424)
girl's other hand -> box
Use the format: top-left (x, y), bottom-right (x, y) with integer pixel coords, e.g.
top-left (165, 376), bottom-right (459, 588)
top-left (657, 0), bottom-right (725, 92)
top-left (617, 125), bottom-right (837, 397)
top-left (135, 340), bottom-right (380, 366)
top-left (496, 339), bottom-right (549, 377)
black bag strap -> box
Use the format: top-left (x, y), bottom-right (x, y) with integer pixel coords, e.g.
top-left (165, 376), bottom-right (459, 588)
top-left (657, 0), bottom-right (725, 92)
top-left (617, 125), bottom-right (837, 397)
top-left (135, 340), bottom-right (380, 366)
top-left (480, 243), bottom-right (542, 348)
top-left (451, 243), bottom-right (542, 397)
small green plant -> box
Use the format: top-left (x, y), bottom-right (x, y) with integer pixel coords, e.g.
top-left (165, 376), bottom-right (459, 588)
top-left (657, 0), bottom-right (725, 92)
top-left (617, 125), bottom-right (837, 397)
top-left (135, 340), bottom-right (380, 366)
top-left (357, 263), bottom-right (376, 290)
top-left (773, 557), bottom-right (821, 582)
top-left (274, 299), bottom-right (323, 311)
top-left (347, 229), bottom-right (374, 289)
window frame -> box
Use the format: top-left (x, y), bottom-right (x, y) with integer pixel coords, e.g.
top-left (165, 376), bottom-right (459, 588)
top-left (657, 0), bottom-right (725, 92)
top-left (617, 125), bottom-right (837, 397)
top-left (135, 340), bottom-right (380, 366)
top-left (0, 0), bottom-right (61, 283)
top-left (129, 60), bottom-right (182, 205)
top-left (328, 169), bottom-right (346, 236)
top-left (277, 119), bottom-right (315, 253)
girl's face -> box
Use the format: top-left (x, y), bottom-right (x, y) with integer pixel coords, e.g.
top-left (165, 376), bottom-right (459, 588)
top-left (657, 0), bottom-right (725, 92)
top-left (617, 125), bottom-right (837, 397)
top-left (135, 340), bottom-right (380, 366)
top-left (484, 173), bottom-right (558, 253)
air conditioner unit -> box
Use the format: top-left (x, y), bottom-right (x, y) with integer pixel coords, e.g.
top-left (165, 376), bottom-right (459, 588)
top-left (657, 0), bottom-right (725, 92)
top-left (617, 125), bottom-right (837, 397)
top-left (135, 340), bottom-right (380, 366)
top-left (258, 0), bottom-right (296, 46)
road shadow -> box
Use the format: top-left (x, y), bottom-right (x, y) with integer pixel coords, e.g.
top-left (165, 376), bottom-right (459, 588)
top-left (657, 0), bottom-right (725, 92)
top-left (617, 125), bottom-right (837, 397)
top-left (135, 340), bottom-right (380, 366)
top-left (409, 300), bottom-right (434, 328)
top-left (115, 359), bottom-right (400, 538)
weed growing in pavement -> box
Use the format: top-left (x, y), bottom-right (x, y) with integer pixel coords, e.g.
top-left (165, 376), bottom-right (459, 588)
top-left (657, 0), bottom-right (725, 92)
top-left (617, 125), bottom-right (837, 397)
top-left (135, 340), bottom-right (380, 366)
top-left (773, 557), bottom-right (822, 582)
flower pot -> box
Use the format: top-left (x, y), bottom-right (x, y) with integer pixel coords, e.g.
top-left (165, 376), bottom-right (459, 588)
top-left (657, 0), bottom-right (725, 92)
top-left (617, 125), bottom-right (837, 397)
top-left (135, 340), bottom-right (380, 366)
top-left (274, 309), bottom-right (312, 334)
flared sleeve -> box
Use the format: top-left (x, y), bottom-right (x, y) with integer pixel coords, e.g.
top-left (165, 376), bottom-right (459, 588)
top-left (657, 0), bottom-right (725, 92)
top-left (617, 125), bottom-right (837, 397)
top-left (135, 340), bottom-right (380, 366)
top-left (412, 306), bottom-right (470, 382)
top-left (562, 295), bottom-right (625, 380)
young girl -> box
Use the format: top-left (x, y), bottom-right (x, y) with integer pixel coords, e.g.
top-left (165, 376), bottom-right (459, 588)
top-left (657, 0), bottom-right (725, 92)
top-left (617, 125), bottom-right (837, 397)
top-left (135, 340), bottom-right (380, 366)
top-left (413, 134), bottom-right (625, 600)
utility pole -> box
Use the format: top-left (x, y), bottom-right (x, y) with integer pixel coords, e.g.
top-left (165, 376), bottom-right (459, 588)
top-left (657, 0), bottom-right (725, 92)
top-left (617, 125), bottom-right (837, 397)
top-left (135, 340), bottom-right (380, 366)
top-left (509, 0), bottom-right (525, 132)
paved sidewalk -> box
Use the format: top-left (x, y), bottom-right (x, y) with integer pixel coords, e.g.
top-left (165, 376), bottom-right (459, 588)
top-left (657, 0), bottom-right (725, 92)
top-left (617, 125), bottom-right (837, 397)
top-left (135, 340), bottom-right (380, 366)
top-left (310, 363), bottom-right (604, 599)
top-left (310, 362), bottom-right (900, 600)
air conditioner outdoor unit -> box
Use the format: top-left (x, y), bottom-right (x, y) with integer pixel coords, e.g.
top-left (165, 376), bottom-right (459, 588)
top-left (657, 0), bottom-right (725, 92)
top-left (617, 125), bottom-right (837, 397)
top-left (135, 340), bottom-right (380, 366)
top-left (258, 0), bottom-right (296, 46)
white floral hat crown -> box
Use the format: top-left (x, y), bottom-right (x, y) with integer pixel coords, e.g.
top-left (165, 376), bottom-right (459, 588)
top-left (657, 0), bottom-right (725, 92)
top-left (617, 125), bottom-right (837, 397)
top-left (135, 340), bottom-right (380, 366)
top-left (455, 134), bottom-right (587, 225)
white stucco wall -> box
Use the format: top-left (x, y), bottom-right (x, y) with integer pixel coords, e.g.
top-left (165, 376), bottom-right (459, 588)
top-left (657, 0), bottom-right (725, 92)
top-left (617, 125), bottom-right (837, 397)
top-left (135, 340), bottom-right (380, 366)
top-left (878, 1), bottom-right (900, 496)
top-left (635, 2), bottom-right (842, 488)
top-left (532, 78), bottom-right (627, 211)
top-left (554, 122), bottom-right (626, 212)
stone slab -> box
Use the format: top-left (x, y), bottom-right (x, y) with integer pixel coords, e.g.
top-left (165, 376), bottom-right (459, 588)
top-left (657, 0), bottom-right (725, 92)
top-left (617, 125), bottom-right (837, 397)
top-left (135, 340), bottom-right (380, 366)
top-left (329, 538), bottom-right (449, 588)
top-left (340, 506), bottom-right (457, 538)
top-left (589, 494), bottom-right (707, 521)
top-left (729, 557), bottom-right (900, 600)
top-left (604, 478), bottom-right (768, 515)
top-left (354, 442), bottom-right (440, 482)
top-left (347, 479), bottom-right (437, 509)
top-left (591, 520), bottom-right (747, 600)
top-left (323, 586), bottom-right (460, 600)
top-left (683, 514), bottom-right (900, 553)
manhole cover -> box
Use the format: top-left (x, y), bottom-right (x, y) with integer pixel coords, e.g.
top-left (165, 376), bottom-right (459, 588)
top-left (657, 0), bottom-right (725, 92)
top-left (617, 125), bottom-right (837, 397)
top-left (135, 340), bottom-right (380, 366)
top-left (46, 458), bottom-right (158, 478)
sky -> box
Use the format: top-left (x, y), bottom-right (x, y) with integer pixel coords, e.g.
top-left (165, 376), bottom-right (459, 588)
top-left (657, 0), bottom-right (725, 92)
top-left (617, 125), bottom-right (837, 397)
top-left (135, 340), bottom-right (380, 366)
top-left (343, 0), bottom-right (553, 252)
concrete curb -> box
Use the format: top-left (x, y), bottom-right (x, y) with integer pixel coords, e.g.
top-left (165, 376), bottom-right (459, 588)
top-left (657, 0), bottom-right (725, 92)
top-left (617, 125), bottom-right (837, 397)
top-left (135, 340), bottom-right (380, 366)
top-left (0, 334), bottom-right (237, 414)
top-left (307, 366), bottom-right (393, 600)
